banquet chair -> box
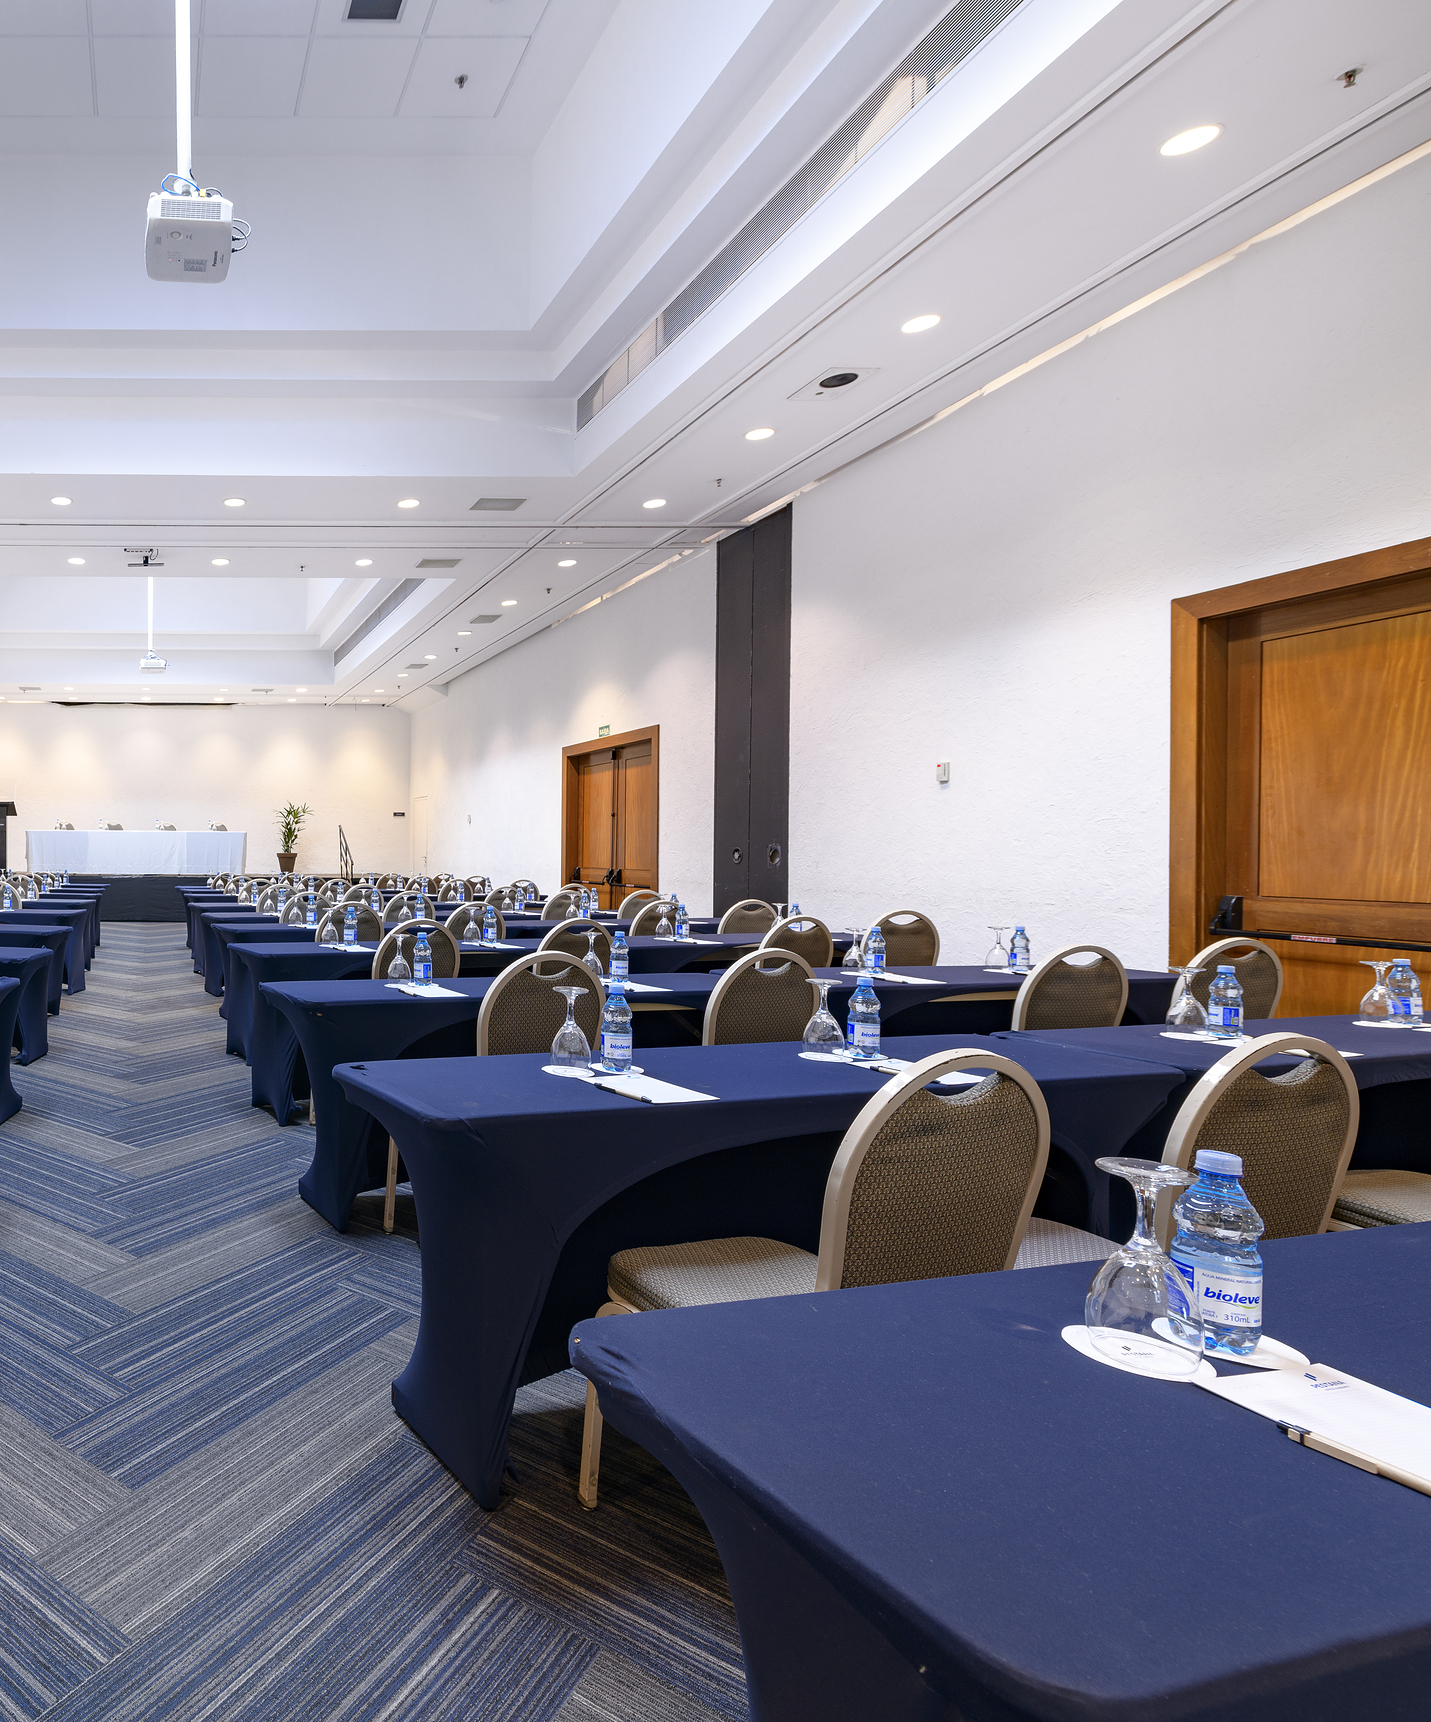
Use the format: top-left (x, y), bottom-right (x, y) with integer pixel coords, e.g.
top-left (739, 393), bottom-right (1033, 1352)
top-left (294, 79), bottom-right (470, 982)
top-left (542, 890), bottom-right (578, 921)
top-left (61, 822), bottom-right (74, 830)
top-left (211, 823), bottom-right (227, 830)
top-left (465, 875), bottom-right (489, 898)
top-left (717, 898), bottom-right (777, 936)
top-left (1155, 1032), bottom-right (1358, 1246)
top-left (628, 898), bottom-right (678, 936)
top-left (340, 884), bottom-right (370, 904)
top-left (1186, 937), bottom-right (1284, 1020)
top-left (385, 891), bottom-right (434, 925)
top-left (760, 914), bottom-right (833, 969)
top-left (512, 878), bottom-right (539, 898)
top-left (577, 1047), bottom-right (1051, 1508)
top-left (1010, 945), bottom-right (1128, 1031)
top-left (538, 920), bottom-right (612, 969)
top-left (872, 910), bottom-right (941, 967)
top-left (101, 821), bottom-right (123, 830)
top-left (483, 886), bottom-right (506, 908)
top-left (476, 953), bottom-right (603, 1055)
top-left (703, 949), bottom-right (816, 1045)
top-left (377, 873), bottom-right (402, 889)
top-left (370, 919), bottom-right (460, 981)
top-left (437, 881), bottom-right (467, 902)
top-left (255, 886), bottom-right (279, 913)
top-left (1331, 1170), bottom-right (1431, 1228)
top-left (446, 903), bottom-right (501, 941)
top-left (159, 823), bottom-right (177, 830)
top-left (617, 889), bottom-right (660, 919)
top-left (315, 904), bottom-right (382, 945)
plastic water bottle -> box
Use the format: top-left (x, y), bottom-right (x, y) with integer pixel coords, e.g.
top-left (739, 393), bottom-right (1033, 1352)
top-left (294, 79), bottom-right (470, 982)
top-left (1169, 1149), bottom-right (1264, 1357)
top-left (25, 879), bottom-right (36, 899)
top-left (455, 880), bottom-right (466, 903)
top-left (789, 901), bottom-right (800, 917)
top-left (1, 881), bottom-right (11, 911)
top-left (1207, 965), bottom-right (1243, 1040)
top-left (863, 924), bottom-right (886, 973)
top-left (370, 886), bottom-right (381, 914)
top-left (847, 973), bottom-right (881, 1061)
top-left (63, 867), bottom-right (70, 886)
top-left (1388, 959), bottom-right (1423, 1026)
top-left (343, 905), bottom-right (357, 946)
top-left (1008, 927), bottom-right (1031, 972)
top-left (610, 928), bottom-right (629, 981)
top-left (413, 930), bottom-right (432, 982)
top-left (277, 883), bottom-right (288, 913)
top-left (305, 888), bottom-right (316, 928)
top-left (600, 979), bottom-right (633, 1072)
top-left (674, 901), bottom-right (689, 941)
top-left (483, 903), bottom-right (497, 945)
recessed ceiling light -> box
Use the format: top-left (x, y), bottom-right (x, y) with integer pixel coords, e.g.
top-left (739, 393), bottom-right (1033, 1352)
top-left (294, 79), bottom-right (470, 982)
top-left (220, 687), bottom-right (228, 691)
top-left (355, 558), bottom-right (373, 567)
top-left (213, 696), bottom-right (222, 702)
top-left (500, 599), bottom-right (517, 606)
top-left (901, 314), bottom-right (940, 334)
top-left (296, 686), bottom-right (307, 692)
top-left (1160, 124), bottom-right (1221, 156)
top-left (223, 496), bottom-right (245, 507)
top-left (642, 498), bottom-right (666, 509)
top-left (424, 653), bottom-right (437, 659)
top-left (211, 557), bottom-right (229, 566)
top-left (397, 673), bottom-right (407, 678)
top-left (557, 558), bottom-right (576, 567)
top-left (67, 557), bottom-right (85, 565)
top-left (397, 498), bottom-right (420, 509)
top-left (63, 686), bottom-right (73, 691)
top-left (744, 428), bottom-right (774, 441)
top-left (457, 629), bottom-right (471, 635)
top-left (51, 496), bottom-right (72, 506)
top-left (287, 697), bottom-right (296, 703)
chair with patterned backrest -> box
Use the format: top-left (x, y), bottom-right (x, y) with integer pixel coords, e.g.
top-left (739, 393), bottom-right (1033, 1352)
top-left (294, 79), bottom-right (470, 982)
top-left (1332, 1168), bottom-right (1431, 1229)
top-left (444, 902), bottom-right (489, 943)
top-left (315, 903), bottom-right (383, 946)
top-left (627, 898), bottom-right (678, 937)
top-left (369, 918), bottom-right (460, 982)
top-left (476, 952), bottom-right (604, 1056)
top-left (255, 884), bottom-right (280, 914)
top-left (377, 873), bottom-right (402, 889)
top-left (717, 898), bottom-right (776, 936)
top-left (1010, 945), bottom-right (1128, 1032)
top-left (538, 920), bottom-right (612, 970)
top-left (1155, 1032), bottom-right (1359, 1248)
top-left (482, 885), bottom-right (507, 908)
top-left (872, 910), bottom-right (940, 967)
top-left (437, 880), bottom-right (467, 902)
top-left (279, 897), bottom-right (310, 925)
top-left (1185, 937), bottom-right (1284, 1021)
top-left (465, 875), bottom-right (489, 899)
top-left (617, 889), bottom-right (660, 920)
top-left (702, 949), bottom-right (816, 1045)
top-left (511, 878), bottom-right (538, 898)
top-left (577, 1047), bottom-right (1058, 1507)
top-left (542, 889), bottom-right (578, 922)
top-left (759, 914), bottom-right (833, 969)
top-left (384, 891), bottom-right (434, 926)
top-left (340, 884), bottom-right (370, 905)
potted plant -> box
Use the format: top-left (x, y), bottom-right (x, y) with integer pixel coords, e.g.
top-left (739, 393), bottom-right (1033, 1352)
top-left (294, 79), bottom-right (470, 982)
top-left (275, 801), bottom-right (312, 873)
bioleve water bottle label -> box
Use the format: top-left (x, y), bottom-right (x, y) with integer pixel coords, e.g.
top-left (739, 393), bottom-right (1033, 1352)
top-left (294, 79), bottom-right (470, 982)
top-left (601, 1029), bottom-right (632, 1062)
top-left (1211, 1004), bottom-right (1242, 1030)
top-left (850, 1018), bottom-right (879, 1054)
top-left (610, 956), bottom-right (628, 978)
top-left (1170, 1253), bottom-right (1262, 1328)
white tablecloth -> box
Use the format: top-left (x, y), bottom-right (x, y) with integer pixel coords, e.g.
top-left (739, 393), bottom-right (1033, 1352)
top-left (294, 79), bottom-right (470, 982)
top-left (26, 830), bottom-right (248, 875)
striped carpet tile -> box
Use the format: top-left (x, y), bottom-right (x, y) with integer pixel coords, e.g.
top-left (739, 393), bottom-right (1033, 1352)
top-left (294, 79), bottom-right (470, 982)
top-left (0, 924), bottom-right (743, 1721)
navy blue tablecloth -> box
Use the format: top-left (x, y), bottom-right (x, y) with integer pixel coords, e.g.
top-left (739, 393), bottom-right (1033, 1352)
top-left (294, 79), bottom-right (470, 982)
top-left (999, 1015), bottom-right (1431, 1233)
top-left (19, 895), bottom-right (100, 963)
top-left (573, 1224), bottom-right (1431, 1722)
top-left (227, 941), bottom-right (371, 1064)
top-left (0, 977), bottom-right (24, 1121)
top-left (4, 905), bottom-right (91, 992)
top-left (193, 908), bottom-right (260, 981)
top-left (0, 949), bottom-right (53, 1062)
top-left (0, 925), bottom-right (70, 1014)
top-left (332, 1034), bottom-right (1183, 1505)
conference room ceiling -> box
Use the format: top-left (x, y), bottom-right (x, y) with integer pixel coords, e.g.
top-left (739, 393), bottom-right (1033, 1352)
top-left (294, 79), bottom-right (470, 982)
top-left (0, 0), bottom-right (1427, 705)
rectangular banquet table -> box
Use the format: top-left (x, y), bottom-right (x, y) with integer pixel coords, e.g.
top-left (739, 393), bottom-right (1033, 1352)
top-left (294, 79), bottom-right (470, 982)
top-left (998, 1016), bottom-right (1431, 1234)
top-left (12, 901), bottom-right (96, 988)
top-left (572, 1224), bottom-right (1431, 1722)
top-left (0, 925), bottom-right (72, 1014)
top-left (233, 945), bottom-right (377, 1118)
top-left (0, 949), bottom-right (53, 1062)
top-left (332, 1035), bottom-right (1185, 1505)
top-left (28, 829), bottom-right (246, 873)
top-left (0, 976), bottom-right (23, 1123)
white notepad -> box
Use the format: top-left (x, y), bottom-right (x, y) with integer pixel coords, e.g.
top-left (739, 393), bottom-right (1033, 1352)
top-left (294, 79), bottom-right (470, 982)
top-left (621, 981), bottom-right (671, 994)
top-left (862, 971), bottom-right (943, 986)
top-left (387, 981), bottom-right (466, 998)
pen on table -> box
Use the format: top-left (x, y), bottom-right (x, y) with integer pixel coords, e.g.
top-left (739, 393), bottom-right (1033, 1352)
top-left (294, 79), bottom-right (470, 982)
top-left (595, 1080), bottom-right (654, 1103)
top-left (1278, 1421), bottom-right (1431, 1496)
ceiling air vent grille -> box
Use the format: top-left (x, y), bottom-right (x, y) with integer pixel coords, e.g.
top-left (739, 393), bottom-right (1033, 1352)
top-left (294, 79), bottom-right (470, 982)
top-left (160, 197), bottom-right (224, 220)
top-left (416, 558), bottom-right (460, 568)
top-left (470, 497), bottom-right (526, 512)
top-left (469, 614), bottom-right (501, 624)
top-left (577, 0), bottom-right (1023, 430)
top-left (333, 577), bottom-right (424, 666)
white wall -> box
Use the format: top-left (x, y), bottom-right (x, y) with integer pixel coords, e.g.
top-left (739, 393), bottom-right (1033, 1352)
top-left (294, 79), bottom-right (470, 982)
top-left (409, 548), bottom-right (716, 907)
top-left (0, 702), bottom-right (411, 875)
top-left (790, 154), bottom-right (1431, 969)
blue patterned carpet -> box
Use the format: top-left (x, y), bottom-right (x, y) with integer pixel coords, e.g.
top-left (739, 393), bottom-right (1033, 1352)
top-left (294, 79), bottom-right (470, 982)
top-left (0, 925), bottom-right (743, 1721)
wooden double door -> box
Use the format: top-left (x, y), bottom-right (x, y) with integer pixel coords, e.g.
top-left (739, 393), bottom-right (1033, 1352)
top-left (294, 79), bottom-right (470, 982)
top-left (1173, 538), bottom-right (1431, 1015)
top-left (561, 726), bottom-right (658, 911)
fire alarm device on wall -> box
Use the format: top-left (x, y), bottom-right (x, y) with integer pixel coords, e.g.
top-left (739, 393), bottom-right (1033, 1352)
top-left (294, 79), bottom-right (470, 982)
top-left (935, 762), bottom-right (950, 783)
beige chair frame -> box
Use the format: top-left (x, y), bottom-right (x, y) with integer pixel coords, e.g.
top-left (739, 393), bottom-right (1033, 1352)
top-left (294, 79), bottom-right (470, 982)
top-left (538, 919), bottom-right (612, 967)
top-left (716, 898), bottom-right (776, 935)
top-left (542, 889), bottom-right (579, 921)
top-left (1154, 1031), bottom-right (1359, 1245)
top-left (702, 948), bottom-right (816, 1045)
top-left (760, 914), bottom-right (834, 969)
top-left (369, 918), bottom-right (459, 981)
top-left (871, 909), bottom-right (941, 966)
top-left (1186, 936), bottom-right (1285, 1018)
top-left (444, 902), bottom-right (491, 940)
top-left (475, 952), bottom-right (605, 1056)
top-left (1010, 944), bottom-right (1129, 1031)
top-left (628, 898), bottom-right (678, 937)
top-left (617, 889), bottom-right (660, 919)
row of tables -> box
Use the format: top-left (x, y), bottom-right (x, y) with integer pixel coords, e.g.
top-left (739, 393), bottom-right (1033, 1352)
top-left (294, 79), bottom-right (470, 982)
top-left (178, 883), bottom-right (1431, 1722)
top-left (0, 882), bottom-right (109, 1119)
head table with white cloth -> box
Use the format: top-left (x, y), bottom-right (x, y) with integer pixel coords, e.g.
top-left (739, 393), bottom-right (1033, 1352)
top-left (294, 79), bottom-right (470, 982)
top-left (26, 829), bottom-right (246, 875)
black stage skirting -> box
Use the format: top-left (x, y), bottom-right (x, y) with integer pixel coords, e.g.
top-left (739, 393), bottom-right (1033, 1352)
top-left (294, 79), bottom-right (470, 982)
top-left (71, 875), bottom-right (206, 922)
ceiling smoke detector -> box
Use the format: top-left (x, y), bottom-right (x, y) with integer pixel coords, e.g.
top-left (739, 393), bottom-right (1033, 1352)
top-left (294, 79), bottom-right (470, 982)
top-left (789, 367), bottom-right (879, 401)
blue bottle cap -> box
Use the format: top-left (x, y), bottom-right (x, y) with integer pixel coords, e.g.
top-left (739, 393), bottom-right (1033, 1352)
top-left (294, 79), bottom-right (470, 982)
top-left (1217, 963), bottom-right (1234, 973)
top-left (1195, 1149), bottom-right (1243, 1176)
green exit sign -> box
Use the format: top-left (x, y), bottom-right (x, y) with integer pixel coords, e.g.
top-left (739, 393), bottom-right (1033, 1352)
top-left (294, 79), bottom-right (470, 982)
top-left (598, 724), bottom-right (610, 737)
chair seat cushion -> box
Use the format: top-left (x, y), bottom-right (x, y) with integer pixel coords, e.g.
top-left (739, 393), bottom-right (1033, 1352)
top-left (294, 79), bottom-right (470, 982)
top-left (608, 1236), bottom-right (817, 1311)
top-left (1332, 1169), bottom-right (1431, 1228)
top-left (1013, 1218), bottom-right (1118, 1269)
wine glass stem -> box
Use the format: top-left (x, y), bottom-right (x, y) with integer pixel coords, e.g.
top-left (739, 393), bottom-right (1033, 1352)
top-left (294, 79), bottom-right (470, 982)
top-left (1131, 1183), bottom-right (1161, 1250)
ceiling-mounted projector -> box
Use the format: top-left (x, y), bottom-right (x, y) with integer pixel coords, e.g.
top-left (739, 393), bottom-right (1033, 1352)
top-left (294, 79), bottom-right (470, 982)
top-left (140, 650), bottom-right (168, 674)
top-left (145, 190), bottom-right (234, 283)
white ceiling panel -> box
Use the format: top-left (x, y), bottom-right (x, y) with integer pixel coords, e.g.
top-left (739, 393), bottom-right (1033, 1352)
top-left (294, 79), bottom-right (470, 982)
top-left (91, 0), bottom-right (182, 33)
top-left (313, 0), bottom-right (427, 37)
top-left (0, 37), bottom-right (92, 115)
top-left (0, 0), bottom-right (88, 35)
top-left (400, 34), bottom-right (525, 118)
top-left (198, 36), bottom-right (308, 118)
top-left (427, 0), bottom-right (550, 35)
top-left (201, 0), bottom-right (318, 34)
top-left (298, 36), bottom-right (417, 115)
top-left (94, 34), bottom-right (176, 117)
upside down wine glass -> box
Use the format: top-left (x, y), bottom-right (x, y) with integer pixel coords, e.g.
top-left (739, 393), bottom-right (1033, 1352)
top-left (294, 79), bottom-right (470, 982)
top-left (583, 931), bottom-right (605, 978)
top-left (984, 926), bottom-right (1010, 969)
top-left (802, 980), bottom-right (844, 1054)
top-left (1165, 965), bottom-right (1208, 1031)
top-left (843, 930), bottom-right (865, 971)
top-left (1359, 961), bottom-right (1393, 1021)
top-left (1085, 1157), bottom-right (1206, 1378)
top-left (551, 986), bottom-right (592, 1068)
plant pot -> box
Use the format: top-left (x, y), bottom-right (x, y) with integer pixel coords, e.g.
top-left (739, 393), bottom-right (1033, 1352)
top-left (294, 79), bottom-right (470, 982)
top-left (278, 852), bottom-right (297, 873)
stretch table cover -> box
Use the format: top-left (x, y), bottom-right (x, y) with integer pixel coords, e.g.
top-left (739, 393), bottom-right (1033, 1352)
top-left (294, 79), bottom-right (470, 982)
top-left (0, 976), bottom-right (23, 1121)
top-left (12, 901), bottom-right (96, 989)
top-left (572, 1225), bottom-right (1431, 1722)
top-left (0, 949), bottom-right (53, 1062)
top-left (0, 926), bottom-right (71, 1014)
top-left (27, 829), bottom-right (246, 873)
top-left (234, 946), bottom-right (375, 1118)
top-left (333, 1035), bottom-right (1183, 1505)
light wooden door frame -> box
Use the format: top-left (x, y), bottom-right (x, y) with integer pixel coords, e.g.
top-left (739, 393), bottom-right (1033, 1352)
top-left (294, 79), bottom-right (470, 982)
top-left (561, 725), bottom-right (660, 903)
top-left (1170, 535), bottom-right (1431, 964)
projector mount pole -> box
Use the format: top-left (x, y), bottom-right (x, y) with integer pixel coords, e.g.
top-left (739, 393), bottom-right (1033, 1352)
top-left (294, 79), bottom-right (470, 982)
top-left (175, 0), bottom-right (191, 187)
top-left (148, 575), bottom-right (155, 656)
